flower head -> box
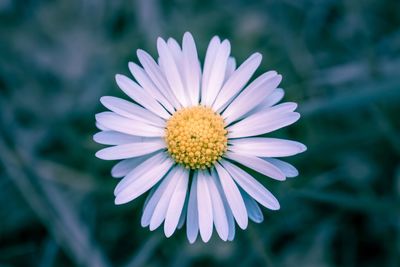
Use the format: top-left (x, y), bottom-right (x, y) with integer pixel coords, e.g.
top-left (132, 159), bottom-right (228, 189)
top-left (94, 32), bottom-right (306, 243)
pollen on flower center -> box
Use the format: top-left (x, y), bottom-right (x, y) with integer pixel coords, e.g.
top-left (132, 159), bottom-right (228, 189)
top-left (165, 106), bottom-right (228, 170)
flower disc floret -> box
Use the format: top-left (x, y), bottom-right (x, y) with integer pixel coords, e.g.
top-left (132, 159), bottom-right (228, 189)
top-left (165, 106), bottom-right (228, 169)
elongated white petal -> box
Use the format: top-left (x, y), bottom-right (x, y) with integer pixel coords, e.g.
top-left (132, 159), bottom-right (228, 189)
top-left (204, 40), bottom-right (231, 107)
top-left (223, 72), bottom-right (282, 125)
top-left (224, 57), bottom-right (236, 81)
top-left (263, 158), bottom-right (299, 178)
top-left (258, 88), bottom-right (285, 108)
top-left (212, 168), bottom-right (236, 241)
top-left (136, 49), bottom-right (181, 109)
top-left (177, 196), bottom-right (188, 230)
top-left (212, 53), bottom-right (262, 111)
top-left (95, 140), bottom-right (165, 160)
top-left (225, 152), bottom-right (285, 181)
top-left (141, 178), bottom-right (170, 227)
top-left (187, 173), bottom-right (199, 243)
top-left (164, 168), bottom-right (189, 237)
top-left (115, 74), bottom-right (170, 119)
top-left (215, 163), bottom-right (248, 229)
top-left (197, 171), bottom-right (214, 242)
top-left (201, 36), bottom-right (221, 105)
top-left (100, 96), bottom-right (166, 127)
top-left (208, 173), bottom-right (229, 241)
top-left (96, 112), bottom-right (164, 137)
top-left (93, 131), bottom-right (142, 145)
top-left (150, 167), bottom-right (183, 231)
top-left (157, 38), bottom-right (188, 107)
top-left (96, 122), bottom-right (109, 131)
top-left (227, 103), bottom-right (300, 138)
top-left (111, 155), bottom-right (152, 178)
top-left (229, 138), bottom-right (307, 158)
top-left (182, 32), bottom-right (201, 106)
top-left (221, 159), bottom-right (280, 209)
top-left (114, 153), bottom-right (173, 204)
top-left (128, 62), bottom-right (175, 113)
top-left (242, 191), bottom-right (264, 223)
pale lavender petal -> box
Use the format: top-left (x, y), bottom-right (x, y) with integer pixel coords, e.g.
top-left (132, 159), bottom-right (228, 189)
top-left (95, 112), bottom-right (164, 137)
top-left (114, 153), bottom-right (173, 204)
top-left (208, 172), bottom-right (229, 241)
top-left (224, 152), bottom-right (285, 181)
top-left (182, 32), bottom-right (201, 106)
top-left (93, 131), bottom-right (142, 145)
top-left (187, 173), bottom-right (199, 243)
top-left (221, 159), bottom-right (280, 209)
top-left (215, 163), bottom-right (248, 229)
top-left (197, 170), bottom-right (214, 242)
top-left (241, 191), bottom-right (264, 223)
top-left (223, 72), bottom-right (282, 125)
top-left (95, 140), bottom-right (165, 160)
top-left (164, 167), bottom-right (189, 237)
top-left (229, 138), bottom-right (307, 157)
top-left (128, 62), bottom-right (175, 113)
top-left (136, 49), bottom-right (181, 109)
top-left (201, 36), bottom-right (221, 105)
top-left (115, 74), bottom-right (171, 119)
top-left (212, 53), bottom-right (262, 112)
top-left (111, 155), bottom-right (152, 178)
top-left (263, 158), bottom-right (299, 178)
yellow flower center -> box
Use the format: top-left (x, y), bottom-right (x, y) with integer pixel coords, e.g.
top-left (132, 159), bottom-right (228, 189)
top-left (165, 106), bottom-right (228, 169)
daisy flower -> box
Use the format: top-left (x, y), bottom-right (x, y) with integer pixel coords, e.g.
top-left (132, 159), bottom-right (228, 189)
top-left (94, 32), bottom-right (306, 243)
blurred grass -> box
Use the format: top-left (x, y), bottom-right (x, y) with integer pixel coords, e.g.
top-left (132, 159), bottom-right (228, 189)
top-left (0, 0), bottom-right (400, 266)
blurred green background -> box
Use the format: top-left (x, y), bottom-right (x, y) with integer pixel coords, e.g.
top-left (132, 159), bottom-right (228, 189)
top-left (1, 0), bottom-right (400, 266)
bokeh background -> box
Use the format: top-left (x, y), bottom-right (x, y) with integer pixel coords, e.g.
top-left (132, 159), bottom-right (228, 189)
top-left (1, 0), bottom-right (400, 266)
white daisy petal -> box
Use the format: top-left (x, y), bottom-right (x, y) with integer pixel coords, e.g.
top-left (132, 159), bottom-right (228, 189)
top-left (224, 57), bottom-right (236, 81)
top-left (211, 168), bottom-right (236, 241)
top-left (227, 103), bottom-right (300, 138)
top-left (136, 49), bottom-right (181, 109)
top-left (115, 74), bottom-right (171, 119)
top-left (157, 38), bottom-right (188, 107)
top-left (212, 53), bottom-right (262, 112)
top-left (208, 172), bottom-right (229, 241)
top-left (197, 170), bottom-right (214, 242)
top-left (93, 131), bottom-right (142, 145)
top-left (241, 191), bottom-right (264, 223)
top-left (177, 196), bottom-right (188, 230)
top-left (150, 167), bottom-right (184, 231)
top-left (182, 32), bottom-right (201, 106)
top-left (201, 36), bottom-right (221, 105)
top-left (128, 62), bottom-right (175, 114)
top-left (215, 163), bottom-right (248, 229)
top-left (204, 40), bottom-right (231, 107)
top-left (221, 159), bottom-right (280, 209)
top-left (187, 173), bottom-right (199, 243)
top-left (223, 72), bottom-right (282, 125)
top-left (95, 140), bottom-right (165, 160)
top-left (96, 122), bottom-right (109, 131)
top-left (111, 155), bottom-right (152, 178)
top-left (114, 153), bottom-right (173, 204)
top-left (263, 158), bottom-right (299, 178)
top-left (100, 96), bottom-right (166, 127)
top-left (164, 167), bottom-right (189, 237)
top-left (96, 112), bottom-right (164, 137)
top-left (229, 138), bottom-right (307, 158)
top-left (224, 152), bottom-right (286, 181)
top-left (259, 88), bottom-right (285, 108)
top-left (141, 180), bottom-right (168, 228)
